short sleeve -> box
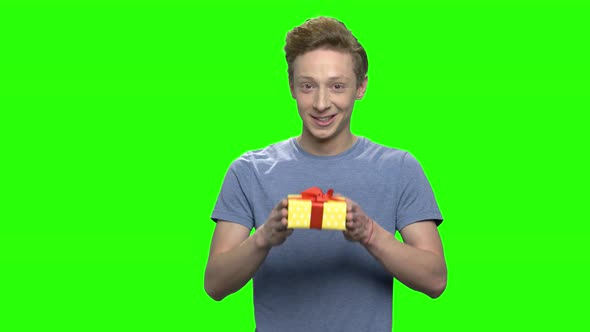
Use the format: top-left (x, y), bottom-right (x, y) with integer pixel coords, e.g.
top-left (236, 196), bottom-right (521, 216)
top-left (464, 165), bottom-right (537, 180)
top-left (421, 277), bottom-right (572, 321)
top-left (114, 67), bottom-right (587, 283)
top-left (211, 159), bottom-right (255, 230)
top-left (395, 153), bottom-right (443, 231)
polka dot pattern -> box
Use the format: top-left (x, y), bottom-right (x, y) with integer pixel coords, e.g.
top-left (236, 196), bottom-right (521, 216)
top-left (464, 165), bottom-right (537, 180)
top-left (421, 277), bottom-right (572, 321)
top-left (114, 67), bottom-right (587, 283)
top-left (322, 201), bottom-right (347, 230)
top-left (287, 199), bottom-right (311, 228)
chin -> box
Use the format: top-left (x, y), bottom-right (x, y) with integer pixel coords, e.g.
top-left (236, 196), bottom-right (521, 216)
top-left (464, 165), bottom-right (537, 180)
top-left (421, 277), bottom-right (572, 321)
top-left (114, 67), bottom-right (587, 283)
top-left (309, 129), bottom-right (339, 142)
top-left (312, 134), bottom-right (333, 142)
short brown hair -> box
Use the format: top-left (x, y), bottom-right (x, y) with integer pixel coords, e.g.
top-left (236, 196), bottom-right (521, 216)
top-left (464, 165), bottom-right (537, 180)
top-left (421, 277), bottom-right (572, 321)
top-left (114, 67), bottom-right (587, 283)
top-left (285, 17), bottom-right (368, 86)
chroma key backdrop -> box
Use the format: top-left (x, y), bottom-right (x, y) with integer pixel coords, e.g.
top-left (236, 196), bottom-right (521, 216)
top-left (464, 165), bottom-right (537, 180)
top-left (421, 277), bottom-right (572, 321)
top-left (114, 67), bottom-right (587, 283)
top-left (2, 1), bottom-right (588, 331)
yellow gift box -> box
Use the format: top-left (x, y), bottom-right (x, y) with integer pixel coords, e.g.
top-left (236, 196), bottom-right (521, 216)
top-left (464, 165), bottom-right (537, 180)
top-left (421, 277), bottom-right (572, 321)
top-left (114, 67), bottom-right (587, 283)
top-left (287, 187), bottom-right (347, 230)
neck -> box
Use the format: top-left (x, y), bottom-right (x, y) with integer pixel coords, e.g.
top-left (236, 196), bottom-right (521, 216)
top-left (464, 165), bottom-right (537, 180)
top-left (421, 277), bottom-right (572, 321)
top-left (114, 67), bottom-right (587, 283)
top-left (297, 132), bottom-right (357, 156)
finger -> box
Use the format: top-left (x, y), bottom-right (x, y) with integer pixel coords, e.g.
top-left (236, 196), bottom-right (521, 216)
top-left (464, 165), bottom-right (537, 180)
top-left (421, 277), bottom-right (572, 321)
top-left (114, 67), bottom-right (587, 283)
top-left (271, 210), bottom-right (283, 223)
top-left (345, 198), bottom-right (353, 212)
top-left (275, 198), bottom-right (288, 211)
top-left (347, 211), bottom-right (355, 223)
top-left (346, 220), bottom-right (355, 229)
top-left (271, 200), bottom-right (289, 222)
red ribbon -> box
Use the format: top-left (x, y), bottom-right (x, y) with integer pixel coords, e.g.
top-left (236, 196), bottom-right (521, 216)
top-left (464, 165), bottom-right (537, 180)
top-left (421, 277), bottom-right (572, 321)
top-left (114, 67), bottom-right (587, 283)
top-left (299, 187), bottom-right (338, 230)
top-left (300, 187), bottom-right (335, 202)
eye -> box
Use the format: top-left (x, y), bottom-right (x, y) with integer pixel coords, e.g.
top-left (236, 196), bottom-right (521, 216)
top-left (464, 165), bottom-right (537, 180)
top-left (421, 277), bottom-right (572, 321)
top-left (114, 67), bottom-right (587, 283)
top-left (300, 83), bottom-right (314, 91)
top-left (333, 83), bottom-right (345, 90)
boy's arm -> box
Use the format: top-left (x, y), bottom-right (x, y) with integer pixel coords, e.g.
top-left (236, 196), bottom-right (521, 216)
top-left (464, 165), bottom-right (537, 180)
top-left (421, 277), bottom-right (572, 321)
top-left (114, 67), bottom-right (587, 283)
top-left (204, 199), bottom-right (293, 301)
top-left (343, 199), bottom-right (447, 298)
top-left (366, 220), bottom-right (447, 298)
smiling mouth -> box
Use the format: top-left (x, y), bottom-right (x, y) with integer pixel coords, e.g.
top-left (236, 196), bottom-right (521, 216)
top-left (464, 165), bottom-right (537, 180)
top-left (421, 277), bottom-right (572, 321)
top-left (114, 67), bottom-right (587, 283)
top-left (311, 114), bottom-right (336, 126)
top-left (314, 115), bottom-right (334, 121)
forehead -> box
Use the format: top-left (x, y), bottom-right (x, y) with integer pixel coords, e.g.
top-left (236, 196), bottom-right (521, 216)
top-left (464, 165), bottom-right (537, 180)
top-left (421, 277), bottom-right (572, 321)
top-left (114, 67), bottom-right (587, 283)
top-left (292, 49), bottom-right (355, 80)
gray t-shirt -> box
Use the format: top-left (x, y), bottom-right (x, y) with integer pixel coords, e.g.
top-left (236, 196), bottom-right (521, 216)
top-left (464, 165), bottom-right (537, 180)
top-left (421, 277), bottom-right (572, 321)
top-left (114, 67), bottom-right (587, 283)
top-left (212, 137), bottom-right (442, 332)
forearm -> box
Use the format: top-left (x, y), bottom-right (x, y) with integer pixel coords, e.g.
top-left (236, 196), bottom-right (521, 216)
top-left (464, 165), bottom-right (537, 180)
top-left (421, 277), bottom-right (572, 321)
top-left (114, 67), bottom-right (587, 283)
top-left (204, 229), bottom-right (270, 301)
top-left (364, 223), bottom-right (447, 298)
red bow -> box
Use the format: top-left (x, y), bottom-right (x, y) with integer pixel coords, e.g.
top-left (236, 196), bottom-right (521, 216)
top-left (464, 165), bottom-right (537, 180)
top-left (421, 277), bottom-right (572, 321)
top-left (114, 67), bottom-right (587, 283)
top-left (300, 187), bottom-right (335, 202)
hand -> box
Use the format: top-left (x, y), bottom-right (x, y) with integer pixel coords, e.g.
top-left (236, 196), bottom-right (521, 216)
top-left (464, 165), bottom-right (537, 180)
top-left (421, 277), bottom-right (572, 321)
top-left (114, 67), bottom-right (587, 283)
top-left (342, 198), bottom-right (375, 246)
top-left (255, 199), bottom-right (294, 250)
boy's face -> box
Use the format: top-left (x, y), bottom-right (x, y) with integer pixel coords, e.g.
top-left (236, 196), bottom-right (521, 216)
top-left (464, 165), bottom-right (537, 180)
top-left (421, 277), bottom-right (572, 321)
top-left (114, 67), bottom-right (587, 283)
top-left (290, 48), bottom-right (367, 144)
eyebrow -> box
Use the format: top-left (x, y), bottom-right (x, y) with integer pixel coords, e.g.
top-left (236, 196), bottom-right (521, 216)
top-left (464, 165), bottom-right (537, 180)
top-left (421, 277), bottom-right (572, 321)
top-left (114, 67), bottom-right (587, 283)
top-left (297, 76), bottom-right (352, 81)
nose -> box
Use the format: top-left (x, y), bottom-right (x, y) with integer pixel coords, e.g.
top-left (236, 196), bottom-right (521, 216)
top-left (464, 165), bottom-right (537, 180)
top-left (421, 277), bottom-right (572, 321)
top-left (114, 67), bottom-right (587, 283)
top-left (313, 87), bottom-right (331, 112)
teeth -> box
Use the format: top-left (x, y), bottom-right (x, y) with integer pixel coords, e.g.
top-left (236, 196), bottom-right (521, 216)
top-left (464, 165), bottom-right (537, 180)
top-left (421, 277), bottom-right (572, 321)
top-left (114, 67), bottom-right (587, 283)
top-left (317, 116), bottom-right (331, 121)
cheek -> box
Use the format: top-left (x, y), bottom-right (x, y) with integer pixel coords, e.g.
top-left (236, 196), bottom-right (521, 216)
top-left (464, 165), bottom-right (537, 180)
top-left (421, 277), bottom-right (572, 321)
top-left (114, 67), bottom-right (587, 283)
top-left (295, 100), bottom-right (309, 118)
top-left (295, 99), bottom-right (306, 111)
top-left (295, 94), bottom-right (313, 109)
top-left (332, 95), bottom-right (356, 111)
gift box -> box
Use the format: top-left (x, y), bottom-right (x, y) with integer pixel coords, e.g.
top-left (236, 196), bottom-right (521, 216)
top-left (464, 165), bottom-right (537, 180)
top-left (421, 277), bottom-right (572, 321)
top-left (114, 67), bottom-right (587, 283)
top-left (287, 187), bottom-right (347, 230)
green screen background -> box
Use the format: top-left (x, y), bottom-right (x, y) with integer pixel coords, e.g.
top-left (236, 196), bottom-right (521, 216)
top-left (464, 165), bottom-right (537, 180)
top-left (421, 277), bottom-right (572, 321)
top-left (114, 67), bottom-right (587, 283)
top-left (2, 1), bottom-right (588, 331)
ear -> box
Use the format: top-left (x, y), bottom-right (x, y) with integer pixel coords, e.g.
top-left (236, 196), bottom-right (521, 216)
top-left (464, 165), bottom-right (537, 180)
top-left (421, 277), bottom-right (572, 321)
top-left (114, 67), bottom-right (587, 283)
top-left (355, 76), bottom-right (368, 100)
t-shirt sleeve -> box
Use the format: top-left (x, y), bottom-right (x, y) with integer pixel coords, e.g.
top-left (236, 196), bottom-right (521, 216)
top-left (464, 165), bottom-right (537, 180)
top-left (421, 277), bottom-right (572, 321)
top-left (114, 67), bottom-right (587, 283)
top-left (396, 152), bottom-right (443, 231)
top-left (211, 159), bottom-right (255, 230)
